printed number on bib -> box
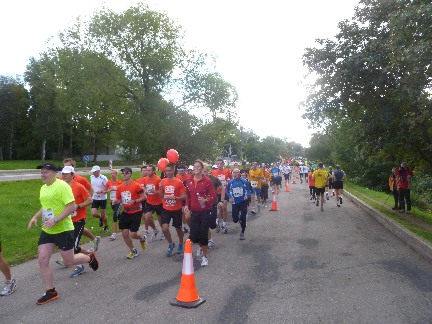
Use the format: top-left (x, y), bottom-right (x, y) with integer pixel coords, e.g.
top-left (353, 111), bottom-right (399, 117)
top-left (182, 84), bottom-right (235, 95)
top-left (110, 191), bottom-right (117, 200)
top-left (146, 184), bottom-right (156, 194)
top-left (251, 180), bottom-right (258, 188)
top-left (121, 191), bottom-right (132, 204)
top-left (93, 193), bottom-right (102, 200)
top-left (42, 208), bottom-right (55, 222)
top-left (165, 196), bottom-right (176, 207)
top-left (232, 187), bottom-right (244, 198)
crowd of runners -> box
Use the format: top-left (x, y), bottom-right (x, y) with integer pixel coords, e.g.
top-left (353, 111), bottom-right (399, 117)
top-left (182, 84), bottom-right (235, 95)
top-left (1, 157), bottom-right (350, 305)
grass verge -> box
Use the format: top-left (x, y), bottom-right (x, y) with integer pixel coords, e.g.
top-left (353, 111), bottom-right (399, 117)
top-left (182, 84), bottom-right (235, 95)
top-left (345, 182), bottom-right (432, 244)
top-left (0, 173), bottom-right (150, 265)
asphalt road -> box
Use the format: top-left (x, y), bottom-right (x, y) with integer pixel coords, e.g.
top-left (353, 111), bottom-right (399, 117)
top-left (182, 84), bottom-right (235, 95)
top-left (2, 180), bottom-right (432, 323)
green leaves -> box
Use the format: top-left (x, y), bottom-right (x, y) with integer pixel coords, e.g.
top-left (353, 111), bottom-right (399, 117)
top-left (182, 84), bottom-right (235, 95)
top-left (303, 0), bottom-right (432, 186)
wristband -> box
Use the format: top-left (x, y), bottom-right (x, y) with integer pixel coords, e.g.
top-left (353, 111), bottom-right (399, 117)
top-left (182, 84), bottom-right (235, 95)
top-left (77, 204), bottom-right (81, 210)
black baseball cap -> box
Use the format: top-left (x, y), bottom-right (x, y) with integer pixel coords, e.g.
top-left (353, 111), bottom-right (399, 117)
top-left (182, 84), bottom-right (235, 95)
top-left (120, 167), bottom-right (133, 174)
top-left (37, 163), bottom-right (62, 172)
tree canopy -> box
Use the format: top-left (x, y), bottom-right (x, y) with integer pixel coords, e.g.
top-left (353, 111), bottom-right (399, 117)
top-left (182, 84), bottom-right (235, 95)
top-left (303, 0), bottom-right (432, 188)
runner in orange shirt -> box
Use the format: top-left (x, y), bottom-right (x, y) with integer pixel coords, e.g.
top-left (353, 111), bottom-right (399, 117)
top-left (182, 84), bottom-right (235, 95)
top-left (104, 169), bottom-right (123, 241)
top-left (159, 163), bottom-right (186, 256)
top-left (61, 166), bottom-right (94, 277)
top-left (113, 167), bottom-right (147, 259)
top-left (211, 158), bottom-right (231, 233)
top-left (62, 158), bottom-right (100, 252)
top-left (142, 165), bottom-right (164, 241)
top-left (308, 169), bottom-right (316, 201)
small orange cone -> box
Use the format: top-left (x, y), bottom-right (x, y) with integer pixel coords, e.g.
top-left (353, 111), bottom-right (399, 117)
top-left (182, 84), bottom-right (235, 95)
top-left (285, 183), bottom-right (291, 192)
top-left (170, 239), bottom-right (206, 308)
top-left (269, 190), bottom-right (279, 211)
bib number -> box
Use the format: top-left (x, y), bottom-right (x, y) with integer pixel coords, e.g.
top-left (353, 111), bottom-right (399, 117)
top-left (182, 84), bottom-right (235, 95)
top-left (251, 181), bottom-right (258, 188)
top-left (42, 208), bottom-right (54, 222)
top-left (232, 187), bottom-right (244, 198)
top-left (121, 191), bottom-right (132, 204)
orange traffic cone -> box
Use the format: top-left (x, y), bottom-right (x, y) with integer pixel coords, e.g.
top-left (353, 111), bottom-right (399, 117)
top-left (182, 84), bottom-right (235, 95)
top-left (170, 239), bottom-right (206, 308)
top-left (285, 183), bottom-right (291, 192)
top-left (269, 190), bottom-right (279, 211)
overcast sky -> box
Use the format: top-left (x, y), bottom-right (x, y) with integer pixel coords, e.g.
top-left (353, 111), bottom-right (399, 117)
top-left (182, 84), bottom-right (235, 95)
top-left (0, 0), bottom-right (360, 147)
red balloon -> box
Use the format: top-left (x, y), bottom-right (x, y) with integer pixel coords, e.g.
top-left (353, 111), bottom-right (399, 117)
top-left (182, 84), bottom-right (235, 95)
top-left (166, 149), bottom-right (179, 163)
top-left (157, 158), bottom-right (170, 172)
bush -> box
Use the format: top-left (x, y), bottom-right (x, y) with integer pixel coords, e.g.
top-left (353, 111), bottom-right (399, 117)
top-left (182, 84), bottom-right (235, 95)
top-left (410, 172), bottom-right (432, 213)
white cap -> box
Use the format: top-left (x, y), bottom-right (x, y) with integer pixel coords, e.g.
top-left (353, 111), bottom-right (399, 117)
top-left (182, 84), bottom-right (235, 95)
top-left (61, 166), bottom-right (75, 173)
top-left (91, 165), bottom-right (101, 172)
top-left (188, 165), bottom-right (194, 170)
top-left (212, 164), bottom-right (218, 169)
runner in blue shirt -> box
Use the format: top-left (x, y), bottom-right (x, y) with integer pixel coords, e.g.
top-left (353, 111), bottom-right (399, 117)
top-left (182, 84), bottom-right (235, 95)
top-left (226, 168), bottom-right (251, 240)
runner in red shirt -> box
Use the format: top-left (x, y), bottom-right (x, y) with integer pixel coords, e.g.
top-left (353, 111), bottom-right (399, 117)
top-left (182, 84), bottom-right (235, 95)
top-left (184, 160), bottom-right (216, 267)
top-left (113, 167), bottom-right (147, 259)
top-left (159, 163), bottom-right (186, 256)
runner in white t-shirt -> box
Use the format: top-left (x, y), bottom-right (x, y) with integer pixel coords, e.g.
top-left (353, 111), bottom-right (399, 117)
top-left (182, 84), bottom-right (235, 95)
top-left (90, 166), bottom-right (109, 232)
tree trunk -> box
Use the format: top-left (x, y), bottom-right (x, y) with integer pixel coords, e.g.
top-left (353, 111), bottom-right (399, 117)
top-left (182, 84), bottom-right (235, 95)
top-left (69, 125), bottom-right (73, 157)
top-left (41, 140), bottom-right (46, 162)
top-left (93, 136), bottom-right (97, 162)
top-left (9, 133), bottom-right (13, 160)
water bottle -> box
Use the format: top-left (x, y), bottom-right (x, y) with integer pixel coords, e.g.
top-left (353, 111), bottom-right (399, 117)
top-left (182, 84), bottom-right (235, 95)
top-left (197, 193), bottom-right (205, 208)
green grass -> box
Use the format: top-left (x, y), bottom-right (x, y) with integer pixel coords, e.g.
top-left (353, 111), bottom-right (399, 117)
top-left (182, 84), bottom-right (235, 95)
top-left (0, 179), bottom-right (113, 265)
top-left (0, 172), bottom-right (158, 265)
top-left (345, 182), bottom-right (432, 243)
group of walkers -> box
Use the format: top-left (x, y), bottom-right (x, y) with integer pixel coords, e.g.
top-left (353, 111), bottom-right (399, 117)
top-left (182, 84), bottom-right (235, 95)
top-left (389, 162), bottom-right (414, 214)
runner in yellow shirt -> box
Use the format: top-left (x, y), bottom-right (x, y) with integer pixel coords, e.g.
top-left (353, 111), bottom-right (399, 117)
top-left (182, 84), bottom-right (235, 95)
top-left (249, 162), bottom-right (264, 214)
top-left (312, 162), bottom-right (328, 211)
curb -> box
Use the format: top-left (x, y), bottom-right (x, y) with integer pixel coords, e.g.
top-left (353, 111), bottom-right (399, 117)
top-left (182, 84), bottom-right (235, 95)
top-left (345, 190), bottom-right (432, 263)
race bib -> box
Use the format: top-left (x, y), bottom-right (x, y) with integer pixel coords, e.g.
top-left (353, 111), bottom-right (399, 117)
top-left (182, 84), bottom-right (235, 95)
top-left (232, 186), bottom-right (244, 198)
top-left (164, 196), bottom-right (176, 207)
top-left (251, 180), bottom-right (258, 188)
top-left (110, 191), bottom-right (117, 200)
top-left (164, 186), bottom-right (176, 206)
top-left (121, 191), bottom-right (132, 204)
top-left (146, 184), bottom-right (156, 194)
top-left (70, 210), bottom-right (77, 217)
top-left (93, 193), bottom-right (102, 200)
top-left (42, 208), bottom-right (54, 222)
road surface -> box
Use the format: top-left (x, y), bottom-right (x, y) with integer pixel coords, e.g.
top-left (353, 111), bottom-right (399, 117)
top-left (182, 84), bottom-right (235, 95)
top-left (1, 180), bottom-right (432, 323)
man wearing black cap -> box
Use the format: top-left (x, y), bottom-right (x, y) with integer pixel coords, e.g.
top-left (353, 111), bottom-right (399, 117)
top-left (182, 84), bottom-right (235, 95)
top-left (113, 167), bottom-right (148, 259)
top-left (28, 163), bottom-right (99, 305)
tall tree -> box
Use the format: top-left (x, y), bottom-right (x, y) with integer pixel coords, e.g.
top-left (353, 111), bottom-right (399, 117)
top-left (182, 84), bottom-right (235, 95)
top-left (302, 0), bottom-right (432, 181)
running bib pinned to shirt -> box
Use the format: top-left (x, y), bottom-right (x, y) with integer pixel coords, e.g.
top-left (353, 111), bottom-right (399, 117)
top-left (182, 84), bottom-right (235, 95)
top-left (42, 208), bottom-right (54, 222)
top-left (251, 180), bottom-right (258, 188)
top-left (146, 184), bottom-right (156, 194)
top-left (109, 186), bottom-right (117, 201)
top-left (232, 186), bottom-right (244, 197)
top-left (121, 191), bottom-right (132, 204)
